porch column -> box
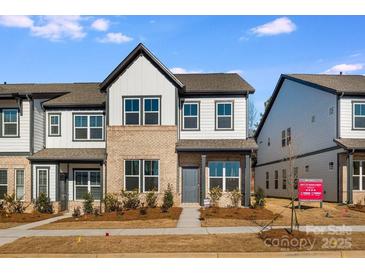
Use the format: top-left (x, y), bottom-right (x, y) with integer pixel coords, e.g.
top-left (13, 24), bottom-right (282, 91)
top-left (347, 152), bottom-right (353, 204)
top-left (243, 154), bottom-right (251, 207)
top-left (200, 154), bottom-right (206, 206)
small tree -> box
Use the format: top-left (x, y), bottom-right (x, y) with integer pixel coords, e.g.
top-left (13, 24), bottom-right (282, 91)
top-left (35, 193), bottom-right (53, 214)
top-left (253, 187), bottom-right (266, 208)
top-left (121, 189), bottom-right (140, 209)
top-left (209, 187), bottom-right (222, 207)
top-left (146, 189), bottom-right (158, 208)
top-left (229, 189), bottom-right (242, 208)
top-left (83, 192), bottom-right (94, 214)
top-left (161, 184), bottom-right (174, 211)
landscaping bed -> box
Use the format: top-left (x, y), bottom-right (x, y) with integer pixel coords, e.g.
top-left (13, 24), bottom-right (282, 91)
top-left (35, 207), bottom-right (182, 229)
top-left (348, 205), bottom-right (365, 214)
top-left (0, 212), bottom-right (58, 227)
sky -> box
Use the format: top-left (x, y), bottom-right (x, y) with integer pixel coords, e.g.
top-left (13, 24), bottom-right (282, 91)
top-left (0, 15), bottom-right (364, 115)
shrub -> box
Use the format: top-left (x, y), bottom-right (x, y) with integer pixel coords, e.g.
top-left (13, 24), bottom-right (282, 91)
top-left (209, 187), bottom-right (222, 207)
top-left (139, 203), bottom-right (147, 215)
top-left (3, 193), bottom-right (27, 214)
top-left (161, 184), bottom-right (174, 212)
top-left (146, 190), bottom-right (158, 208)
top-left (253, 187), bottom-right (266, 208)
top-left (93, 208), bottom-right (101, 216)
top-left (72, 206), bottom-right (81, 218)
top-left (83, 192), bottom-right (94, 214)
top-left (229, 189), bottom-right (242, 208)
top-left (35, 193), bottom-right (53, 214)
top-left (104, 193), bottom-right (121, 212)
top-left (121, 189), bottom-right (140, 209)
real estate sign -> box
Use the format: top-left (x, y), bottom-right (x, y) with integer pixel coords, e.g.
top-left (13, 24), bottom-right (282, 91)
top-left (298, 178), bottom-right (323, 202)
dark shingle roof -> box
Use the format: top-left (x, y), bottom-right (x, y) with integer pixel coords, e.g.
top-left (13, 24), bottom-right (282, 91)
top-left (0, 82), bottom-right (100, 94)
top-left (175, 73), bottom-right (255, 93)
top-left (43, 91), bottom-right (105, 107)
top-left (28, 148), bottom-right (106, 161)
top-left (176, 139), bottom-right (257, 152)
top-left (334, 138), bottom-right (365, 150)
top-left (286, 74), bottom-right (365, 94)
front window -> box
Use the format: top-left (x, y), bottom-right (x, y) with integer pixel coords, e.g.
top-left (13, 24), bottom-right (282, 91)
top-left (49, 114), bottom-right (61, 136)
top-left (216, 102), bottom-right (233, 130)
top-left (143, 160), bottom-right (159, 191)
top-left (74, 114), bottom-right (104, 141)
top-left (353, 103), bottom-right (365, 129)
top-left (2, 109), bottom-right (18, 136)
top-left (143, 98), bottom-right (160, 125)
top-left (183, 102), bottom-right (199, 130)
top-left (15, 169), bottom-right (24, 200)
top-left (0, 169), bottom-right (7, 199)
top-left (124, 98), bottom-right (140, 125)
top-left (353, 161), bottom-right (365, 191)
top-left (209, 161), bottom-right (240, 191)
top-left (125, 160), bottom-right (140, 191)
top-left (37, 169), bottom-right (48, 196)
top-left (75, 170), bottom-right (101, 200)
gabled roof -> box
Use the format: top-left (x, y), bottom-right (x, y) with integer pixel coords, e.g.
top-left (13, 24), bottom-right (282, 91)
top-left (254, 74), bottom-right (365, 139)
top-left (175, 73), bottom-right (255, 94)
top-left (100, 43), bottom-right (184, 91)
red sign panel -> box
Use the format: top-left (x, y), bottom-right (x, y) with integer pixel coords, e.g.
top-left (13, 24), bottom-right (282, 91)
top-left (298, 179), bottom-right (323, 201)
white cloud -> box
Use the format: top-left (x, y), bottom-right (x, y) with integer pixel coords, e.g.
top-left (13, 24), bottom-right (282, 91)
top-left (91, 18), bottom-right (109, 31)
top-left (169, 67), bottom-right (203, 74)
top-left (250, 17), bottom-right (297, 37)
top-left (97, 32), bottom-right (133, 44)
top-left (324, 63), bottom-right (364, 74)
top-left (226, 69), bottom-right (243, 74)
top-left (0, 15), bottom-right (33, 28)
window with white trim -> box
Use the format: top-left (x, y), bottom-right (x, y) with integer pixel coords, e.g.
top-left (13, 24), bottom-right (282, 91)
top-left (2, 109), bottom-right (18, 136)
top-left (353, 161), bottom-right (365, 191)
top-left (49, 114), bottom-right (61, 136)
top-left (125, 160), bottom-right (140, 191)
top-left (74, 114), bottom-right (104, 140)
top-left (216, 102), bottom-right (233, 130)
top-left (143, 98), bottom-right (160, 125)
top-left (209, 161), bottom-right (240, 191)
top-left (353, 103), bottom-right (365, 129)
top-left (124, 98), bottom-right (140, 125)
top-left (74, 170), bottom-right (101, 200)
top-left (37, 168), bottom-right (48, 196)
top-left (15, 169), bottom-right (24, 200)
top-left (143, 160), bottom-right (159, 191)
top-left (0, 169), bottom-right (7, 199)
top-left (183, 102), bottom-right (199, 130)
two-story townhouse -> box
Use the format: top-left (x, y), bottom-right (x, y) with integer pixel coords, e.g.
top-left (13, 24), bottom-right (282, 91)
top-left (255, 74), bottom-right (365, 204)
top-left (102, 43), bottom-right (257, 207)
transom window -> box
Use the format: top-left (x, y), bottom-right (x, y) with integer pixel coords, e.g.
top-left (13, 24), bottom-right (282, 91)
top-left (182, 102), bottom-right (199, 130)
top-left (143, 98), bottom-right (160, 125)
top-left (124, 98), bottom-right (140, 125)
top-left (74, 114), bottom-right (104, 141)
top-left (216, 102), bottom-right (233, 130)
top-left (209, 161), bottom-right (240, 191)
top-left (15, 169), bottom-right (24, 200)
top-left (353, 103), bottom-right (365, 129)
top-left (124, 160), bottom-right (160, 192)
top-left (37, 168), bottom-right (48, 196)
top-left (49, 114), bottom-right (61, 136)
top-left (0, 169), bottom-right (7, 199)
top-left (2, 109), bottom-right (18, 137)
top-left (74, 170), bottom-right (101, 200)
top-left (353, 161), bottom-right (365, 191)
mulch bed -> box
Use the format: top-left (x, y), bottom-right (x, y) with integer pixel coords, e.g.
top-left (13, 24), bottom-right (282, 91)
top-left (0, 212), bottom-right (57, 223)
top-left (56, 207), bottom-right (182, 223)
top-left (200, 207), bottom-right (280, 221)
top-left (348, 205), bottom-right (365, 213)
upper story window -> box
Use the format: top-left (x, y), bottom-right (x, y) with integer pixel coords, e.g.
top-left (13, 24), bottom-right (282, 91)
top-left (215, 101), bottom-right (233, 130)
top-left (74, 114), bottom-right (104, 141)
top-left (143, 98), bottom-right (160, 125)
top-left (2, 109), bottom-right (18, 137)
top-left (49, 114), bottom-right (61, 136)
top-left (353, 102), bottom-right (365, 129)
top-left (281, 130), bottom-right (286, 147)
top-left (124, 98), bottom-right (140, 125)
top-left (182, 102), bottom-right (199, 130)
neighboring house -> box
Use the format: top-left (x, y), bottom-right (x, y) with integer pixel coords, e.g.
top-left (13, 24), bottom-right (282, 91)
top-left (0, 43), bottom-right (256, 211)
top-left (255, 74), bottom-right (365, 204)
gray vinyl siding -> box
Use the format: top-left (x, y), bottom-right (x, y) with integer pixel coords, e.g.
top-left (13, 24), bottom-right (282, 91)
top-left (256, 79), bottom-right (337, 165)
top-left (339, 96), bottom-right (365, 138)
top-left (33, 99), bottom-right (46, 152)
top-left (108, 55), bottom-right (176, 126)
top-left (179, 97), bottom-right (247, 140)
top-left (32, 164), bottom-right (57, 201)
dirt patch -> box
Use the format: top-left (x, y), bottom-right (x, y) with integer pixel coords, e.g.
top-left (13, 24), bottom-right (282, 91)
top-left (348, 205), bottom-right (365, 214)
top-left (259, 229), bottom-right (315, 250)
top-left (0, 212), bottom-right (58, 224)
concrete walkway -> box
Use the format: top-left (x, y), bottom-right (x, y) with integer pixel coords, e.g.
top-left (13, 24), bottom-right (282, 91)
top-left (177, 207), bottom-right (201, 228)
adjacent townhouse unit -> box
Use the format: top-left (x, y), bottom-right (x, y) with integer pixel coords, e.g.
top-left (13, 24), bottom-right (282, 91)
top-left (255, 74), bottom-right (365, 204)
top-left (0, 43), bottom-right (256, 211)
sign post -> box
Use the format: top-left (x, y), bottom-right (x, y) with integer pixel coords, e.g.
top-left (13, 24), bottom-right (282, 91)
top-left (298, 179), bottom-right (323, 208)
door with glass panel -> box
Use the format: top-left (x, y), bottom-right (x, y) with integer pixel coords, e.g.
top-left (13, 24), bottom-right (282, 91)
top-left (353, 161), bottom-right (365, 191)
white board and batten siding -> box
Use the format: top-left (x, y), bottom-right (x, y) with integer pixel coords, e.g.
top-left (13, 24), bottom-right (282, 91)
top-left (33, 99), bottom-right (46, 152)
top-left (256, 79), bottom-right (338, 165)
top-left (0, 100), bottom-right (30, 153)
top-left (32, 164), bottom-right (57, 202)
top-left (339, 96), bottom-right (365, 138)
top-left (45, 109), bottom-right (105, 148)
top-left (179, 97), bottom-right (247, 139)
top-left (108, 55), bottom-right (177, 126)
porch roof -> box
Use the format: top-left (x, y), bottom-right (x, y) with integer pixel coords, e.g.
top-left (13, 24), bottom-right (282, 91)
top-left (176, 139), bottom-right (257, 152)
top-left (334, 138), bottom-right (365, 151)
top-left (28, 148), bottom-right (106, 162)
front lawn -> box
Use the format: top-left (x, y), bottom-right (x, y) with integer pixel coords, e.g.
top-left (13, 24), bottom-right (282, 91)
top-left (34, 207), bottom-right (182, 229)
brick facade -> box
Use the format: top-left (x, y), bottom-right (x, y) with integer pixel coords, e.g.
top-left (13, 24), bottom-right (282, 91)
top-left (106, 125), bottom-right (179, 206)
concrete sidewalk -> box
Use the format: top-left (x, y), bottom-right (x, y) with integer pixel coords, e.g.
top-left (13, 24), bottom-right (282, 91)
top-left (176, 207), bottom-right (201, 228)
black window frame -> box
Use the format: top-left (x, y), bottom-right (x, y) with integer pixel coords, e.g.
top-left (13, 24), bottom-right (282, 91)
top-left (265, 171), bottom-right (269, 189)
top-left (274, 170), bottom-right (278, 189)
top-left (281, 130), bottom-right (286, 147)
